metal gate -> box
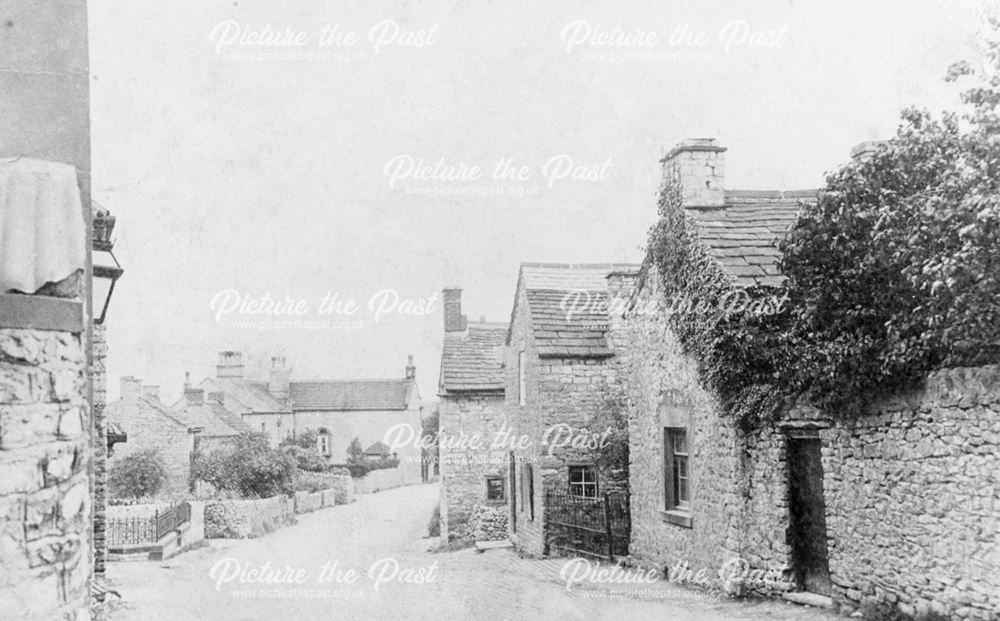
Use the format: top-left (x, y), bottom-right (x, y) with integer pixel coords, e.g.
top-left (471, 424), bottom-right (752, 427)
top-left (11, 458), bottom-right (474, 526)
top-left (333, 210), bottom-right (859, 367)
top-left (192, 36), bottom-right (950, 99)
top-left (546, 490), bottom-right (630, 560)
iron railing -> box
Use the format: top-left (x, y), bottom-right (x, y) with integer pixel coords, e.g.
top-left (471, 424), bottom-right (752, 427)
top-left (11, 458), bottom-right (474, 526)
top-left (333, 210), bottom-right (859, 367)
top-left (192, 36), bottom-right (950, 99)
top-left (107, 502), bottom-right (191, 545)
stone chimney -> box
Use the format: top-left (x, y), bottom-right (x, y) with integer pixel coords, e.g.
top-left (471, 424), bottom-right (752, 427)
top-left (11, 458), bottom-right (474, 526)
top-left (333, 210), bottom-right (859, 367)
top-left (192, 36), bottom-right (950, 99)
top-left (661, 138), bottom-right (727, 209)
top-left (850, 140), bottom-right (884, 164)
top-left (142, 385), bottom-right (160, 402)
top-left (185, 388), bottom-right (205, 406)
top-left (120, 376), bottom-right (143, 401)
top-left (442, 288), bottom-right (467, 332)
top-left (268, 356), bottom-right (291, 401)
top-left (405, 355), bottom-right (416, 380)
top-left (183, 371), bottom-right (191, 392)
top-left (216, 350), bottom-right (244, 379)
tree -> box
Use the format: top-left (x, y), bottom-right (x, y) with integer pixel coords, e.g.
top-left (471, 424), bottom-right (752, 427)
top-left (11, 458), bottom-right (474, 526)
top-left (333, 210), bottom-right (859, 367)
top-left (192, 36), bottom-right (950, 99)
top-left (109, 449), bottom-right (168, 499)
top-left (346, 437), bottom-right (366, 464)
top-left (777, 30), bottom-right (1000, 411)
top-left (192, 433), bottom-right (296, 498)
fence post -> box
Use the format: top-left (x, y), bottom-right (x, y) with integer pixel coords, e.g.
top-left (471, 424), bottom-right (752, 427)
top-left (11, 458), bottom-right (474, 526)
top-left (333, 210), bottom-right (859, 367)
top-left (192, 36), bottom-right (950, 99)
top-left (603, 493), bottom-right (613, 561)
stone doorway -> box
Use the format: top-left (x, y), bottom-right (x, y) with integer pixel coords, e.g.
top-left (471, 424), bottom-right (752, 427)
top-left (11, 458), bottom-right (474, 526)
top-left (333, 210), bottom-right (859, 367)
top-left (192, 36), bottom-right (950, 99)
top-left (787, 434), bottom-right (832, 596)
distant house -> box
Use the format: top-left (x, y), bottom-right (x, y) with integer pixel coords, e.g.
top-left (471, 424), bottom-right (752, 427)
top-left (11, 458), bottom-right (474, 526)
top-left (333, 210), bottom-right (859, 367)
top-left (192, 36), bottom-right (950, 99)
top-left (290, 369), bottom-right (423, 483)
top-left (437, 287), bottom-right (508, 542)
top-left (184, 351), bottom-right (424, 484)
top-left (107, 377), bottom-right (248, 496)
top-left (504, 263), bottom-right (638, 557)
top-left (364, 441), bottom-right (392, 460)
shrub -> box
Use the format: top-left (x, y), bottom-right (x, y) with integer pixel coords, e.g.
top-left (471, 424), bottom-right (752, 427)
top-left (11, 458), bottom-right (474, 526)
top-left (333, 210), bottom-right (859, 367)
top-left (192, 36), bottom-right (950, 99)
top-left (109, 449), bottom-right (168, 499)
top-left (191, 433), bottom-right (296, 498)
top-left (281, 444), bottom-right (328, 472)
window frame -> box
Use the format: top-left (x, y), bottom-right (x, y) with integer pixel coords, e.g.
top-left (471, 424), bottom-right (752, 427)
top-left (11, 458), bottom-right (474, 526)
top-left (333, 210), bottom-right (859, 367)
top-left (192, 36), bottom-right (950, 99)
top-left (662, 427), bottom-right (692, 528)
top-left (317, 429), bottom-right (331, 457)
top-left (567, 465), bottom-right (599, 498)
top-left (485, 475), bottom-right (505, 502)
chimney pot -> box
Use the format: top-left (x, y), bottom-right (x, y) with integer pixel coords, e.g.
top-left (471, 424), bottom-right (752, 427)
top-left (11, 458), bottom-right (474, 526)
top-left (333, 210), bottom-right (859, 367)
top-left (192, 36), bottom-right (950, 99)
top-left (405, 355), bottom-right (416, 380)
top-left (217, 350), bottom-right (245, 379)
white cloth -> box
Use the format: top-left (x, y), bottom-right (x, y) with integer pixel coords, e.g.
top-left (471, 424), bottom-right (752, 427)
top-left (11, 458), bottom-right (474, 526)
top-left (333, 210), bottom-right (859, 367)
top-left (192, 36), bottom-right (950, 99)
top-left (0, 157), bottom-right (86, 294)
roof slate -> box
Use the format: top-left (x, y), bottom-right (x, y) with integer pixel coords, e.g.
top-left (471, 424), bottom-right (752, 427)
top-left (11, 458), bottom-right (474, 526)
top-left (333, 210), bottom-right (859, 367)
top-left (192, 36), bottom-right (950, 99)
top-left (440, 322), bottom-right (507, 393)
top-left (519, 263), bottom-right (639, 359)
top-left (690, 190), bottom-right (818, 287)
top-left (204, 377), bottom-right (292, 414)
top-left (289, 380), bottom-right (412, 411)
top-left (180, 402), bottom-right (252, 436)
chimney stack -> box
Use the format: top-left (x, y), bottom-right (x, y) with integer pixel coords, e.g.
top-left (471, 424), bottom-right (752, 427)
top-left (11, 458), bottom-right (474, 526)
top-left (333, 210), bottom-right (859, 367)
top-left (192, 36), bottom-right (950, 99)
top-left (183, 371), bottom-right (191, 392)
top-left (185, 388), bottom-right (205, 407)
top-left (442, 288), bottom-right (467, 332)
top-left (405, 354), bottom-right (416, 380)
top-left (850, 140), bottom-right (884, 164)
top-left (217, 350), bottom-right (245, 379)
top-left (268, 356), bottom-right (291, 401)
top-left (142, 385), bottom-right (160, 402)
top-left (120, 376), bottom-right (143, 401)
top-left (661, 138), bottom-right (726, 209)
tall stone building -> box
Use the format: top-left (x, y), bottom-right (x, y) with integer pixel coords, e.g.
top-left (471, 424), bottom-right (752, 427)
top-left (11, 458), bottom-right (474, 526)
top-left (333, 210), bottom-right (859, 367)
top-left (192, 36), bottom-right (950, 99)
top-left (504, 263), bottom-right (637, 556)
top-left (437, 288), bottom-right (508, 542)
top-left (0, 1), bottom-right (97, 618)
top-left (622, 139), bottom-right (1000, 619)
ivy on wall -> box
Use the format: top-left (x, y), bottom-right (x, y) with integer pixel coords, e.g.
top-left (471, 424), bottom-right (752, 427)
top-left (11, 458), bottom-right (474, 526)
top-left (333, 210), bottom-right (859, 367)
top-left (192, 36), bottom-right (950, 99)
top-left (647, 43), bottom-right (1000, 427)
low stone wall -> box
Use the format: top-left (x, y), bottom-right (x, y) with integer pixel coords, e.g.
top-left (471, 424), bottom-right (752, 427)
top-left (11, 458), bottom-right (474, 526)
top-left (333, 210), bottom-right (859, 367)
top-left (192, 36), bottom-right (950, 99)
top-left (471, 505), bottom-right (508, 542)
top-left (354, 467), bottom-right (405, 494)
top-left (331, 473), bottom-right (354, 504)
top-left (294, 491), bottom-right (323, 514)
top-left (205, 496), bottom-right (294, 539)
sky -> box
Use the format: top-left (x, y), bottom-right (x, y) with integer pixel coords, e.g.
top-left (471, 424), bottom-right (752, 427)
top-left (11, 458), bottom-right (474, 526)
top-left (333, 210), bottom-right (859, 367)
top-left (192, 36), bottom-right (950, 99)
top-left (87, 0), bottom-right (993, 405)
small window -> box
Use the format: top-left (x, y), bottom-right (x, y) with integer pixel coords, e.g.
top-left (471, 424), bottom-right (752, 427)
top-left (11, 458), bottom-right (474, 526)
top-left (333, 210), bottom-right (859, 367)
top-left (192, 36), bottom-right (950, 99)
top-left (664, 428), bottom-right (689, 510)
top-left (485, 476), bottom-right (505, 501)
top-left (568, 465), bottom-right (598, 498)
top-left (518, 351), bottom-right (527, 405)
top-left (260, 422), bottom-right (266, 433)
top-left (317, 429), bottom-right (331, 457)
top-left (526, 463), bottom-right (535, 520)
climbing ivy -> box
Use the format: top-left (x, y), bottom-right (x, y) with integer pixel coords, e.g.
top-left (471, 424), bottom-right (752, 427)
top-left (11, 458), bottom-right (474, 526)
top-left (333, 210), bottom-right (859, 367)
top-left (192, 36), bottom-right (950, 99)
top-left (647, 38), bottom-right (1000, 426)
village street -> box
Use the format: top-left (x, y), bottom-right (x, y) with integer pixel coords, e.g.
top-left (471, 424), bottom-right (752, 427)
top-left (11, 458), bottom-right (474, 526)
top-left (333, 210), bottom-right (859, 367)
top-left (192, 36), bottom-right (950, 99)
top-left (107, 484), bottom-right (839, 621)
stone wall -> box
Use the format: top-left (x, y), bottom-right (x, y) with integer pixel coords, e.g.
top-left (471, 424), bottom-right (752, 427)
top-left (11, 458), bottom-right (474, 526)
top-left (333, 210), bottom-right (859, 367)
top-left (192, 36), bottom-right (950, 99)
top-left (470, 504), bottom-right (508, 542)
top-left (623, 265), bottom-right (1000, 619)
top-left (621, 274), bottom-right (743, 583)
top-left (204, 496), bottom-right (294, 539)
top-left (0, 327), bottom-right (92, 619)
top-left (107, 399), bottom-right (193, 498)
top-left (439, 392), bottom-right (506, 541)
top-left (92, 323), bottom-right (108, 591)
top-left (792, 366), bottom-right (1000, 620)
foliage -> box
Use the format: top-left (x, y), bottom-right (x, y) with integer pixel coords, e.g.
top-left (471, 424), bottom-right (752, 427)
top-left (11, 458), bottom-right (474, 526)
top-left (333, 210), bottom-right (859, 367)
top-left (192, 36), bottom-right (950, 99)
top-left (346, 437), bottom-right (366, 464)
top-left (109, 449), bottom-right (168, 499)
top-left (294, 468), bottom-right (349, 493)
top-left (191, 433), bottom-right (296, 498)
top-left (280, 428), bottom-right (318, 450)
top-left (281, 444), bottom-right (329, 472)
top-left (646, 34), bottom-right (1000, 423)
top-left (595, 384), bottom-right (630, 481)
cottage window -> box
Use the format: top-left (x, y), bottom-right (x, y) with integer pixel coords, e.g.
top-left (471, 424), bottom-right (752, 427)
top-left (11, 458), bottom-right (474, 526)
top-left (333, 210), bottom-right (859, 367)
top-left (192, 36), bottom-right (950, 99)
top-left (526, 463), bottom-right (535, 520)
top-left (568, 465), bottom-right (598, 498)
top-left (664, 428), bottom-right (689, 510)
top-left (317, 429), bottom-right (331, 457)
top-left (518, 351), bottom-right (526, 405)
top-left (485, 476), bottom-right (504, 502)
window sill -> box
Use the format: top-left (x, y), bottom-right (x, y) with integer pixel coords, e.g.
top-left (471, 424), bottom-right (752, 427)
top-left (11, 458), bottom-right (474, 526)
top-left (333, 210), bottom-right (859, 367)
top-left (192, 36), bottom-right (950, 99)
top-left (484, 499), bottom-right (506, 506)
top-left (661, 509), bottom-right (692, 528)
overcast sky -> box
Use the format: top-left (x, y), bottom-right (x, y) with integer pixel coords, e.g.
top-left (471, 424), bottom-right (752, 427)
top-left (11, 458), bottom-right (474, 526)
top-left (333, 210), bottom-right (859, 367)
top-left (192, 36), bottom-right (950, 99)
top-left (88, 0), bottom-right (991, 405)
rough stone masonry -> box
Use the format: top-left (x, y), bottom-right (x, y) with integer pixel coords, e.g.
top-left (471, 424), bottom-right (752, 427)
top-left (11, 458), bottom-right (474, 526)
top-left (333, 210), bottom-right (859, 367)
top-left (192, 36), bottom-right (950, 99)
top-left (0, 327), bottom-right (92, 620)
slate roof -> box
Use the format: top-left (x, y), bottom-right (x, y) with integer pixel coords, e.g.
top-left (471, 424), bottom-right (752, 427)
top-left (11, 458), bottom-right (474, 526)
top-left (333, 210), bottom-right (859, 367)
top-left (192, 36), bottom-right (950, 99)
top-left (106, 395), bottom-right (189, 432)
top-left (365, 441), bottom-right (391, 455)
top-left (690, 190), bottom-right (817, 287)
top-left (201, 377), bottom-right (292, 414)
top-left (289, 379), bottom-right (413, 411)
top-left (180, 402), bottom-right (252, 436)
top-left (515, 263), bottom-right (640, 359)
top-left (440, 322), bottom-right (507, 393)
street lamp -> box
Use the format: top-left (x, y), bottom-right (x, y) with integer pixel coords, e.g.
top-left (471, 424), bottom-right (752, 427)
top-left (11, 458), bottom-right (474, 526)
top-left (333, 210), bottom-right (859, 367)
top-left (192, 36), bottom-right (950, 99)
top-left (91, 205), bottom-right (123, 325)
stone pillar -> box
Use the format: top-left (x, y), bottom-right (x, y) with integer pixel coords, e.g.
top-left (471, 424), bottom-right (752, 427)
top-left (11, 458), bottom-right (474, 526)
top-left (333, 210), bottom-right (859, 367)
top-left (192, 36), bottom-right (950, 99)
top-left (661, 138), bottom-right (727, 209)
top-left (0, 313), bottom-right (92, 619)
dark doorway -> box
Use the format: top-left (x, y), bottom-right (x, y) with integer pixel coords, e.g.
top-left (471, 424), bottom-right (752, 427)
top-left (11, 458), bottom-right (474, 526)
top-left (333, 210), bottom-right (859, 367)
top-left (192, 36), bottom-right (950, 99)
top-left (509, 452), bottom-right (517, 534)
top-left (787, 436), bottom-right (832, 596)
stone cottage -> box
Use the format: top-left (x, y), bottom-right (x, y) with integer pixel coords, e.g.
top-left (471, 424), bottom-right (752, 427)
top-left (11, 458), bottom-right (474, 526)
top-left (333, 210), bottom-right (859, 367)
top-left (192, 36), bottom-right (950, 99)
top-left (184, 351), bottom-right (424, 483)
top-left (437, 287), bottom-right (509, 542)
top-left (505, 262), bottom-right (638, 557)
top-left (621, 139), bottom-right (1000, 619)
